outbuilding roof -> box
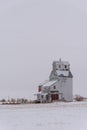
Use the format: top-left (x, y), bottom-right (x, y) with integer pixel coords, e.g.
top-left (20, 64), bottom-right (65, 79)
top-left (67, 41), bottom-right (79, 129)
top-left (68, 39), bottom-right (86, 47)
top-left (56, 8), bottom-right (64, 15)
top-left (43, 80), bottom-right (57, 87)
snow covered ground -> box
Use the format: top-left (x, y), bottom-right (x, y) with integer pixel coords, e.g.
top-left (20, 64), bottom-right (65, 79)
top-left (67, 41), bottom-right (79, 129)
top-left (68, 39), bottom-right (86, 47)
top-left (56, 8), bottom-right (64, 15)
top-left (0, 102), bottom-right (87, 130)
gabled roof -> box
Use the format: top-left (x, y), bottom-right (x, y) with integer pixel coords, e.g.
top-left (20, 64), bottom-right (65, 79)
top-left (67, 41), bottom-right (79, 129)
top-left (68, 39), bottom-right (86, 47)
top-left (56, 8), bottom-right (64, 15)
top-left (53, 61), bottom-right (69, 65)
top-left (58, 71), bottom-right (73, 78)
top-left (39, 80), bottom-right (49, 86)
top-left (43, 80), bottom-right (57, 87)
top-left (57, 70), bottom-right (69, 76)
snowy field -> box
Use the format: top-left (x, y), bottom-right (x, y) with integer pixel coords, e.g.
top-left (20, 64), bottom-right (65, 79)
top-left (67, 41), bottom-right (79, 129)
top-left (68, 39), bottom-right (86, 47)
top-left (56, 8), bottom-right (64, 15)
top-left (0, 102), bottom-right (87, 130)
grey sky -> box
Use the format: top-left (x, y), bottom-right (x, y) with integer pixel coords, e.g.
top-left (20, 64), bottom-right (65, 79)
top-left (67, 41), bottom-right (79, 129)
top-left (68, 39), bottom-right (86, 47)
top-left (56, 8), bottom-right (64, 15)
top-left (0, 0), bottom-right (87, 99)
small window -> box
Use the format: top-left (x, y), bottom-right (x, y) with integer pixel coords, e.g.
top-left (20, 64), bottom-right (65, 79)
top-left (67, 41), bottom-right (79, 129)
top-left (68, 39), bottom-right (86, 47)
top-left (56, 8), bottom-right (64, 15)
top-left (65, 65), bottom-right (67, 69)
top-left (59, 65), bottom-right (61, 68)
top-left (41, 95), bottom-right (44, 98)
top-left (54, 86), bottom-right (56, 89)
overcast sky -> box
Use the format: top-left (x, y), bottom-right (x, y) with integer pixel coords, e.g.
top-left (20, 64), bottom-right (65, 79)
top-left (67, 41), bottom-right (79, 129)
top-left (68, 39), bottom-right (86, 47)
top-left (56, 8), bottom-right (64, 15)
top-left (0, 0), bottom-right (87, 99)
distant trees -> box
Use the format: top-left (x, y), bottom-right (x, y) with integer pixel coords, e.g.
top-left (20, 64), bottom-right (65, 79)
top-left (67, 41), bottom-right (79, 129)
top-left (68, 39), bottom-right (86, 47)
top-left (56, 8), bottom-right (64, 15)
top-left (0, 99), bottom-right (6, 102)
top-left (0, 98), bottom-right (29, 104)
top-left (0, 95), bottom-right (87, 105)
top-left (17, 98), bottom-right (28, 104)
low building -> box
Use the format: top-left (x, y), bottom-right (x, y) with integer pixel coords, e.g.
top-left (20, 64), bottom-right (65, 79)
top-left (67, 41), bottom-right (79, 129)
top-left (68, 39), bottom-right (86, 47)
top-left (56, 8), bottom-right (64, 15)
top-left (36, 59), bottom-right (73, 103)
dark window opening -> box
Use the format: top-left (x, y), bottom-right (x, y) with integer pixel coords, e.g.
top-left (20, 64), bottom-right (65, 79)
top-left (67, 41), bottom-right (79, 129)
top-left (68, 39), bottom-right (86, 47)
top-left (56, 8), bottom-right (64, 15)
top-left (38, 86), bottom-right (42, 92)
top-left (65, 65), bottom-right (67, 69)
top-left (41, 95), bottom-right (44, 98)
top-left (54, 86), bottom-right (56, 89)
top-left (46, 95), bottom-right (49, 100)
top-left (59, 65), bottom-right (61, 68)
